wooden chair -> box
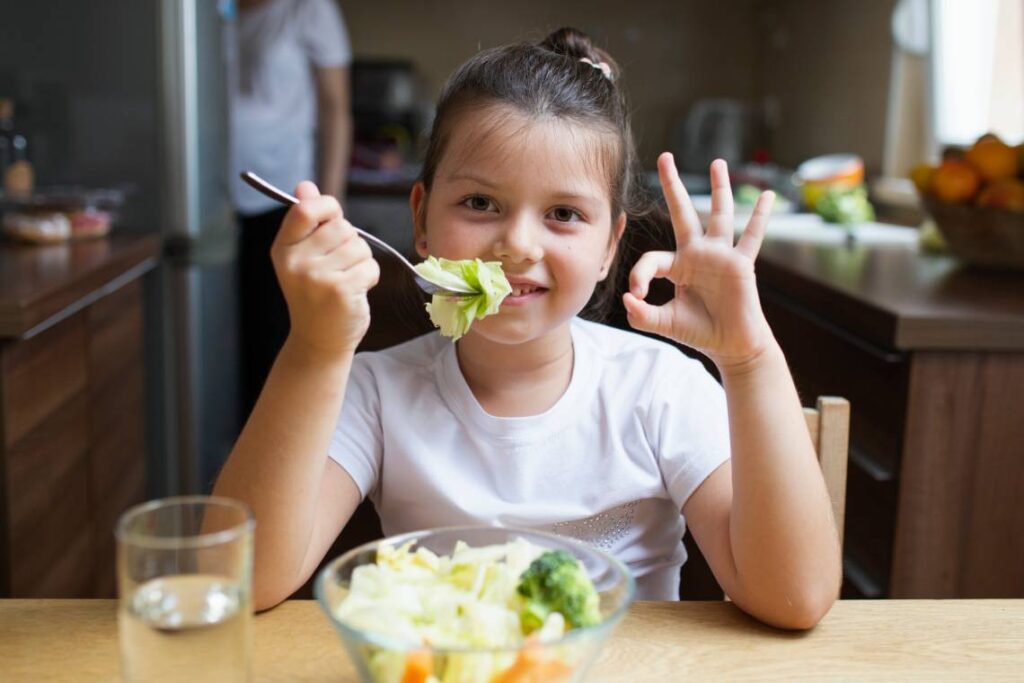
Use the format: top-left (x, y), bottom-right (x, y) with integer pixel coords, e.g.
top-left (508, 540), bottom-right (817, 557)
top-left (682, 395), bottom-right (850, 600)
top-left (804, 396), bottom-right (851, 550)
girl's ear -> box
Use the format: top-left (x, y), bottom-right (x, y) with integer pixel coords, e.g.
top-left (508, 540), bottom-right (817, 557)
top-left (409, 181), bottom-right (429, 258)
top-left (600, 212), bottom-right (628, 279)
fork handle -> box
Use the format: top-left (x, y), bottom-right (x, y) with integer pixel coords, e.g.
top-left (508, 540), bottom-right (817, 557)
top-left (239, 171), bottom-right (418, 270)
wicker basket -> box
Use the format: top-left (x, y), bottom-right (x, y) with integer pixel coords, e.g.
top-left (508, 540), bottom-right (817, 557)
top-left (921, 195), bottom-right (1024, 270)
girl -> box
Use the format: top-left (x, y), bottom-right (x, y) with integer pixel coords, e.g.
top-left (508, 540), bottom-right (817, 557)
top-left (214, 28), bottom-right (841, 629)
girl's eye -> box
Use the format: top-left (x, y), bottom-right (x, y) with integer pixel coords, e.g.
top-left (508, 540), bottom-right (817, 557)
top-left (461, 196), bottom-right (496, 212)
top-left (549, 206), bottom-right (584, 223)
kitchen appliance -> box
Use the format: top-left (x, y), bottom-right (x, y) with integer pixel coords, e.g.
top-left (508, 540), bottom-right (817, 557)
top-left (350, 59), bottom-right (426, 169)
top-left (671, 98), bottom-right (750, 175)
top-left (1, 0), bottom-right (241, 497)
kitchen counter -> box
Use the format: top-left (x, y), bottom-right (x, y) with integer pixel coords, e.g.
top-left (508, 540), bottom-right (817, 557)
top-left (742, 219), bottom-right (1024, 599)
top-left (0, 234), bottom-right (160, 598)
top-left (0, 234), bottom-right (161, 339)
top-left (754, 220), bottom-right (1024, 351)
top-left (2, 599), bottom-right (1022, 681)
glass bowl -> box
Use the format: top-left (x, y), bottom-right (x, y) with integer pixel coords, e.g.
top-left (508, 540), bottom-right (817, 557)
top-left (315, 525), bottom-right (636, 683)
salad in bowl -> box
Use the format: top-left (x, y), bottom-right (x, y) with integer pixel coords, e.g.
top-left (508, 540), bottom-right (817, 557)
top-left (315, 526), bottom-right (636, 683)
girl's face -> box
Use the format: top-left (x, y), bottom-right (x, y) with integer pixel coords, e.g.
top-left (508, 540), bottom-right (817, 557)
top-left (411, 107), bottom-right (625, 346)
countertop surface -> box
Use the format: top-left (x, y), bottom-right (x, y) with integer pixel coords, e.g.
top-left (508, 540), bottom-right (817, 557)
top-left (2, 599), bottom-right (1022, 681)
top-left (0, 234), bottom-right (161, 339)
top-left (750, 217), bottom-right (1024, 351)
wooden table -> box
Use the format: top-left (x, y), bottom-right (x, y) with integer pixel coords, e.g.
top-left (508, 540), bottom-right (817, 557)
top-left (2, 599), bottom-right (1022, 681)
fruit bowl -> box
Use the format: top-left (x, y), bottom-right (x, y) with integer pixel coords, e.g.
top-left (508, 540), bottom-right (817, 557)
top-left (315, 526), bottom-right (636, 683)
top-left (920, 195), bottom-right (1024, 270)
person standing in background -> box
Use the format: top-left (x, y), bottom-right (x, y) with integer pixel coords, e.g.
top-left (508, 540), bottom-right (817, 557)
top-left (228, 0), bottom-right (353, 414)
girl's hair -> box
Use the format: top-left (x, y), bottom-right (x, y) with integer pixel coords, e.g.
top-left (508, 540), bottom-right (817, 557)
top-left (417, 27), bottom-right (655, 319)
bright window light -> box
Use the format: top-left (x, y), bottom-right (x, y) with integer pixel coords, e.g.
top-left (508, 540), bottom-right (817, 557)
top-left (932, 0), bottom-right (1024, 146)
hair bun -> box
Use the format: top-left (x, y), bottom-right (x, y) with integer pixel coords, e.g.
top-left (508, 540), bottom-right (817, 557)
top-left (540, 27), bottom-right (620, 79)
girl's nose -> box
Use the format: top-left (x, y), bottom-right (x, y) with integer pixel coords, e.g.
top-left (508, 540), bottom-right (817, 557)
top-left (493, 214), bottom-right (544, 264)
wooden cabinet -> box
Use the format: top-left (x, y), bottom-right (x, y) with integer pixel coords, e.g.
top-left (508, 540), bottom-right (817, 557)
top-left (755, 237), bottom-right (1024, 598)
top-left (0, 236), bottom-right (159, 598)
top-left (759, 288), bottom-right (908, 597)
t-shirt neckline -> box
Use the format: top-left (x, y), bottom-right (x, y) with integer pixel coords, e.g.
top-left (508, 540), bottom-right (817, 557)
top-left (435, 319), bottom-right (593, 441)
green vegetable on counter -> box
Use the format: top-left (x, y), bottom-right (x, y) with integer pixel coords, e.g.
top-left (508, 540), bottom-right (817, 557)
top-left (734, 184), bottom-right (763, 206)
top-left (918, 219), bottom-right (949, 254)
top-left (816, 185), bottom-right (875, 225)
top-left (516, 550), bottom-right (601, 633)
top-left (412, 256), bottom-right (512, 341)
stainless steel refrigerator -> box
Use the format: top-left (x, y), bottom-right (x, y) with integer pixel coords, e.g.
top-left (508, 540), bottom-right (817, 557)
top-left (0, 0), bottom-right (243, 496)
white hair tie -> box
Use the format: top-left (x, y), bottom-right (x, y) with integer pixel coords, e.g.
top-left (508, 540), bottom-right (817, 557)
top-left (579, 57), bottom-right (614, 82)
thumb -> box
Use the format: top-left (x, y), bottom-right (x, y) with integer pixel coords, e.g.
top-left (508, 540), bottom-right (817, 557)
top-left (294, 180), bottom-right (321, 201)
top-left (622, 291), bottom-right (671, 335)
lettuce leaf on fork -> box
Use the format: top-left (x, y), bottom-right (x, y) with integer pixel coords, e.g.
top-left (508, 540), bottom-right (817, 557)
top-left (413, 256), bottom-right (512, 341)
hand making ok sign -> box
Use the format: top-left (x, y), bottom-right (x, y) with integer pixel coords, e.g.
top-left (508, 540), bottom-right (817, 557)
top-left (623, 152), bottom-right (777, 372)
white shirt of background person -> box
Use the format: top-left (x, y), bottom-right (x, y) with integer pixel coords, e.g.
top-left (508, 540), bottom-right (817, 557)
top-left (227, 0), bottom-right (353, 214)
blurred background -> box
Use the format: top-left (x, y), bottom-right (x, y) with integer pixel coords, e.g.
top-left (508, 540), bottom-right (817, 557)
top-left (0, 0), bottom-right (1021, 601)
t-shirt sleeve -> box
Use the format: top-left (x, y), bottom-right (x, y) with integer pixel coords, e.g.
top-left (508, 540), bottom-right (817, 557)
top-left (648, 353), bottom-right (731, 511)
top-left (299, 0), bottom-right (352, 67)
top-left (327, 356), bottom-right (382, 498)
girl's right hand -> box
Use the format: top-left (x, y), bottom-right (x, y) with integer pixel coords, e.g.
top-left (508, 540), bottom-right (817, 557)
top-left (271, 181), bottom-right (380, 358)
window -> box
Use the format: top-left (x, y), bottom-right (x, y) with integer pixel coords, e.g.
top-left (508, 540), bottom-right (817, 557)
top-left (931, 0), bottom-right (1023, 148)
top-left (881, 0), bottom-right (1022, 191)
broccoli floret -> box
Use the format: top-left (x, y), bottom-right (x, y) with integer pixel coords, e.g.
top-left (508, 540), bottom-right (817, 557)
top-left (516, 550), bottom-right (601, 633)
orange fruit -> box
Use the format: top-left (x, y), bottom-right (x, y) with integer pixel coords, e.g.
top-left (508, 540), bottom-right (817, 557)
top-left (909, 164), bottom-right (935, 194)
top-left (977, 178), bottom-right (1024, 212)
top-left (964, 137), bottom-right (1019, 182)
top-left (931, 159), bottom-right (981, 203)
top-left (975, 132), bottom-right (1003, 144)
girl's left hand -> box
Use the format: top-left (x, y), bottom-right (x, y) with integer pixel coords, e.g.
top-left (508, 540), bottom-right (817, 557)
top-left (623, 152), bottom-right (776, 372)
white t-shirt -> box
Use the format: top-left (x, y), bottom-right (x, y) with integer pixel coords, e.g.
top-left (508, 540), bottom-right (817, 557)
top-left (328, 318), bottom-right (731, 600)
top-left (228, 0), bottom-right (352, 214)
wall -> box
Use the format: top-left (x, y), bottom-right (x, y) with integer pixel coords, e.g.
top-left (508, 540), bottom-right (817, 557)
top-left (341, 0), bottom-right (897, 173)
top-left (340, 0), bottom-right (762, 165)
top-left (756, 0), bottom-right (897, 173)
top-left (0, 0), bottom-right (161, 229)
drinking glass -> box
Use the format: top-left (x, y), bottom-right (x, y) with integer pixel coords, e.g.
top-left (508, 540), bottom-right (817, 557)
top-left (116, 496), bottom-right (255, 683)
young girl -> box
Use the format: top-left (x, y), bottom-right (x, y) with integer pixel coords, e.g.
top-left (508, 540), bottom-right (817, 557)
top-left (214, 28), bottom-right (841, 629)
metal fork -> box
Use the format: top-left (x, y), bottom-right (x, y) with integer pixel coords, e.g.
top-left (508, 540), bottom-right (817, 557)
top-left (239, 171), bottom-right (475, 297)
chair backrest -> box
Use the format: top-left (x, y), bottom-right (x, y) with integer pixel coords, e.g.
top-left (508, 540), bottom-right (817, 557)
top-left (717, 396), bottom-right (850, 602)
top-left (804, 396), bottom-right (850, 549)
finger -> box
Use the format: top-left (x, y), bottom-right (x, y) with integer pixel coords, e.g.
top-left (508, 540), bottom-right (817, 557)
top-left (706, 159), bottom-right (734, 240)
top-left (326, 234), bottom-right (374, 272)
top-left (276, 194), bottom-right (344, 246)
top-left (736, 190), bottom-right (774, 260)
top-left (303, 216), bottom-right (353, 255)
top-left (341, 255), bottom-right (381, 293)
top-left (657, 152), bottom-right (702, 249)
top-left (628, 251), bottom-right (675, 299)
top-left (298, 181), bottom-right (344, 220)
top-left (622, 291), bottom-right (672, 335)
top-left (294, 181), bottom-right (320, 201)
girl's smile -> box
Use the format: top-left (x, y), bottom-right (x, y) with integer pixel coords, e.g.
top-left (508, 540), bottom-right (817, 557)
top-left (502, 277), bottom-right (549, 306)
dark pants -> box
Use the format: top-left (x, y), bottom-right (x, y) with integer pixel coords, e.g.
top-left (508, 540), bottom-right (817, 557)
top-left (237, 206), bottom-right (290, 417)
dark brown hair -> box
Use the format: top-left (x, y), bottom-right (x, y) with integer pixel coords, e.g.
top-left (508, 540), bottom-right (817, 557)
top-left (417, 27), bottom-right (655, 319)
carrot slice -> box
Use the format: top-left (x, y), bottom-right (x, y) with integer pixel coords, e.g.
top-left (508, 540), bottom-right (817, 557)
top-left (492, 647), bottom-right (574, 683)
top-left (401, 649), bottom-right (434, 683)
